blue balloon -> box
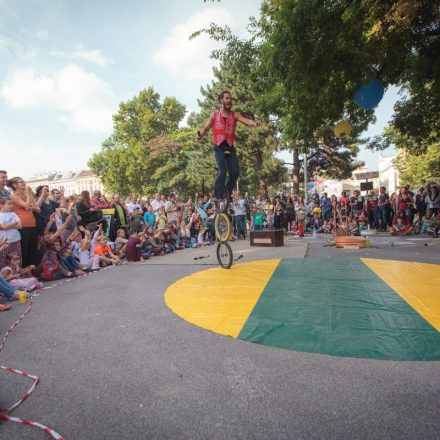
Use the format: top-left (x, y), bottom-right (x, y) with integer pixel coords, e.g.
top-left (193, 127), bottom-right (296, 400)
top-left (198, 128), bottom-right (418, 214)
top-left (354, 79), bottom-right (385, 110)
top-left (308, 182), bottom-right (315, 189)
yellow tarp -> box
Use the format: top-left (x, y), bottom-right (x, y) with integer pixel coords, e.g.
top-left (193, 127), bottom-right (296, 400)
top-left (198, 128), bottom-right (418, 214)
top-left (362, 258), bottom-right (440, 331)
top-left (164, 259), bottom-right (280, 337)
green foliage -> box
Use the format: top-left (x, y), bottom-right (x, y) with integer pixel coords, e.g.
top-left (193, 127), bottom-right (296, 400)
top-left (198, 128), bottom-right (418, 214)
top-left (88, 87), bottom-right (187, 197)
top-left (195, 3), bottom-right (371, 191)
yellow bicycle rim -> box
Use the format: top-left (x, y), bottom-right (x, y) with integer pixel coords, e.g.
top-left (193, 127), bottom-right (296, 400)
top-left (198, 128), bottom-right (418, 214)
top-left (214, 212), bottom-right (232, 242)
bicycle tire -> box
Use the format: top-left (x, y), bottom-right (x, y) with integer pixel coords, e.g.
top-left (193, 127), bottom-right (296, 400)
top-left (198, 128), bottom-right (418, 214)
top-left (214, 212), bottom-right (232, 242)
top-left (216, 242), bottom-right (233, 269)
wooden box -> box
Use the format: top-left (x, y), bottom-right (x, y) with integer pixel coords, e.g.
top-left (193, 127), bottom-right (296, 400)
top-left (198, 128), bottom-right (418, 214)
top-left (250, 229), bottom-right (284, 247)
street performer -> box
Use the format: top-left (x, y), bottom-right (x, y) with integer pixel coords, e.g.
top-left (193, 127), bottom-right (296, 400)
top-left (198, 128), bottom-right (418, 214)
top-left (197, 91), bottom-right (260, 200)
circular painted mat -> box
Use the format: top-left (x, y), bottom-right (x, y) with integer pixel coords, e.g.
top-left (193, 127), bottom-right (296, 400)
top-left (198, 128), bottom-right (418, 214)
top-left (165, 258), bottom-right (440, 361)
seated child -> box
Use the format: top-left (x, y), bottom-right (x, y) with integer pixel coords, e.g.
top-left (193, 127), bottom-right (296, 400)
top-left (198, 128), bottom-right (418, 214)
top-left (138, 233), bottom-right (154, 258)
top-left (322, 219), bottom-right (333, 234)
top-left (93, 236), bottom-right (121, 266)
top-left (391, 214), bottom-right (413, 235)
top-left (306, 213), bottom-right (323, 233)
top-left (391, 211), bottom-right (413, 235)
top-left (114, 228), bottom-right (128, 257)
top-left (422, 209), bottom-right (435, 233)
top-left (162, 226), bottom-right (176, 252)
top-left (290, 220), bottom-right (298, 234)
top-left (197, 227), bottom-right (210, 246)
top-left (40, 239), bottom-right (75, 281)
top-left (125, 231), bottom-right (143, 262)
top-left (1, 252), bottom-right (42, 291)
top-left (347, 214), bottom-right (359, 236)
top-left (146, 231), bottom-right (166, 255)
top-left (179, 221), bottom-right (193, 248)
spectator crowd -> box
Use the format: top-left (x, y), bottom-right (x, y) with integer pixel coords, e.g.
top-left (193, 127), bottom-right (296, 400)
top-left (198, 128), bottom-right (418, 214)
top-left (0, 167), bottom-right (439, 310)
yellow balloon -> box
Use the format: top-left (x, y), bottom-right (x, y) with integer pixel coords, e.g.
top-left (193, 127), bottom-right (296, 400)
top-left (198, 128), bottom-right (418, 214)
top-left (334, 121), bottom-right (352, 138)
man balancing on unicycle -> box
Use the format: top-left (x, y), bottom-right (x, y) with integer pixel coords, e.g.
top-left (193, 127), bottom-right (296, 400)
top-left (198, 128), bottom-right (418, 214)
top-left (197, 91), bottom-right (260, 202)
top-left (197, 91), bottom-right (260, 269)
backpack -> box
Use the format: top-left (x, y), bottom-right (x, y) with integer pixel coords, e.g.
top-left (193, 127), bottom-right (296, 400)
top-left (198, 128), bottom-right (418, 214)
top-left (41, 251), bottom-right (63, 281)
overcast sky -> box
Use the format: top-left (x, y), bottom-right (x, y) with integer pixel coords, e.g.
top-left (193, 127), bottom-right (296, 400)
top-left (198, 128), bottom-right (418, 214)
top-left (0, 0), bottom-right (396, 178)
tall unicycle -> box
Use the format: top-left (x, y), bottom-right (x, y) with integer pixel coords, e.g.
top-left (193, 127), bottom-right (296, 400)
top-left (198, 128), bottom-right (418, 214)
top-left (213, 196), bottom-right (233, 269)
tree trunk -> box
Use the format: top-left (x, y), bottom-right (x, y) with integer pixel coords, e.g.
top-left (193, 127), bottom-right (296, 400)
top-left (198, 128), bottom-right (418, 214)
top-left (254, 146), bottom-right (269, 199)
top-left (292, 149), bottom-right (301, 193)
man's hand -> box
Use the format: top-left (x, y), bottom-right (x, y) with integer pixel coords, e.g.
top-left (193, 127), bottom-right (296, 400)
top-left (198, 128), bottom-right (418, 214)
top-left (196, 130), bottom-right (203, 141)
top-left (255, 120), bottom-right (261, 127)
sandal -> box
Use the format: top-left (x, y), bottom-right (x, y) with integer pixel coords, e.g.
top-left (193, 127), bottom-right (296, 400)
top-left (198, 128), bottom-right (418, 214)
top-left (0, 304), bottom-right (12, 311)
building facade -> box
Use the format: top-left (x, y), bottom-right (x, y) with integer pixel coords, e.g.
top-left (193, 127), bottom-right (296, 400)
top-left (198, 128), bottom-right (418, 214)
top-left (26, 170), bottom-right (105, 196)
top-left (312, 153), bottom-right (400, 196)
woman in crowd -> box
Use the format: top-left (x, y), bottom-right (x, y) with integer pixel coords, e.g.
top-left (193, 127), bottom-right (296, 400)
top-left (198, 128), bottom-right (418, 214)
top-left (425, 185), bottom-right (439, 215)
top-left (396, 186), bottom-right (414, 223)
top-left (76, 191), bottom-right (102, 226)
top-left (8, 177), bottom-right (41, 267)
top-left (274, 196), bottom-right (285, 230)
top-left (284, 196), bottom-right (295, 233)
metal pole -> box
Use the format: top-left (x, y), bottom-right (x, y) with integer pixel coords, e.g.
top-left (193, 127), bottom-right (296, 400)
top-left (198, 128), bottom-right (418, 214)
top-left (304, 152), bottom-right (308, 205)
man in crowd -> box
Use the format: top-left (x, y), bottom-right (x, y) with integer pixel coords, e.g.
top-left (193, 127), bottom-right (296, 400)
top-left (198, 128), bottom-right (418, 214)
top-left (320, 192), bottom-right (332, 220)
top-left (110, 195), bottom-right (128, 232)
top-left (126, 196), bottom-right (142, 215)
top-left (91, 190), bottom-right (110, 209)
top-left (378, 186), bottom-right (391, 231)
top-left (165, 193), bottom-right (180, 226)
top-left (233, 192), bottom-right (247, 239)
top-left (150, 194), bottom-right (163, 213)
top-left (350, 190), bottom-right (364, 219)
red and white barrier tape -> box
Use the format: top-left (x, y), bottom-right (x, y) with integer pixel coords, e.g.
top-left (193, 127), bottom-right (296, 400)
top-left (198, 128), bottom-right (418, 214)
top-left (0, 261), bottom-right (126, 438)
top-left (0, 297), bottom-right (64, 439)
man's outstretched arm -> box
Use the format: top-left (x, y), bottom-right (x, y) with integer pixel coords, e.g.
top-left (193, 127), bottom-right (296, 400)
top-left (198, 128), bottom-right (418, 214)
top-left (197, 112), bottom-right (215, 140)
top-left (236, 112), bottom-right (261, 127)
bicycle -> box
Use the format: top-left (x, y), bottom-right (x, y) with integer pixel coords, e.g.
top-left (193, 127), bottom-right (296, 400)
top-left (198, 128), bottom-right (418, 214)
top-left (213, 196), bottom-right (234, 269)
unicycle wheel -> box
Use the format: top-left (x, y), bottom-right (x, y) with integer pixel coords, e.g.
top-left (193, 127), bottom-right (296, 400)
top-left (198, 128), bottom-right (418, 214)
top-left (214, 212), bottom-right (232, 242)
top-left (216, 242), bottom-right (233, 269)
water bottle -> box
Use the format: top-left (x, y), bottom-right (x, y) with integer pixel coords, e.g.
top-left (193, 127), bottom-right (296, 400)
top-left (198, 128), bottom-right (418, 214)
top-left (312, 228), bottom-right (317, 239)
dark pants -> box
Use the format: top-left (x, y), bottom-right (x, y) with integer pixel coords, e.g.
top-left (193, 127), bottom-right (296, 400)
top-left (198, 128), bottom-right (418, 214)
top-left (20, 227), bottom-right (40, 267)
top-left (213, 144), bottom-right (239, 199)
top-left (380, 206), bottom-right (390, 231)
top-left (235, 215), bottom-right (246, 238)
top-left (274, 213), bottom-right (283, 230)
top-left (61, 256), bottom-right (80, 272)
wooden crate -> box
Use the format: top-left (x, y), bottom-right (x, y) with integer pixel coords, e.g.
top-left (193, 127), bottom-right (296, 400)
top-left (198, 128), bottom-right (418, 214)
top-left (250, 229), bottom-right (284, 247)
top-left (335, 236), bottom-right (369, 249)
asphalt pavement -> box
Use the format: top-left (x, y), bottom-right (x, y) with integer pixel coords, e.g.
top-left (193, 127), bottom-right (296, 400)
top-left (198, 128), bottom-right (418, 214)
top-left (0, 235), bottom-right (439, 439)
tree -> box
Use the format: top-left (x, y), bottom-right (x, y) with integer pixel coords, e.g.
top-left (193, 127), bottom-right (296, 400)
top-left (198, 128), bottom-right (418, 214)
top-left (195, 8), bottom-right (371, 192)
top-left (381, 126), bottom-right (440, 187)
top-left (88, 87), bottom-right (186, 197)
